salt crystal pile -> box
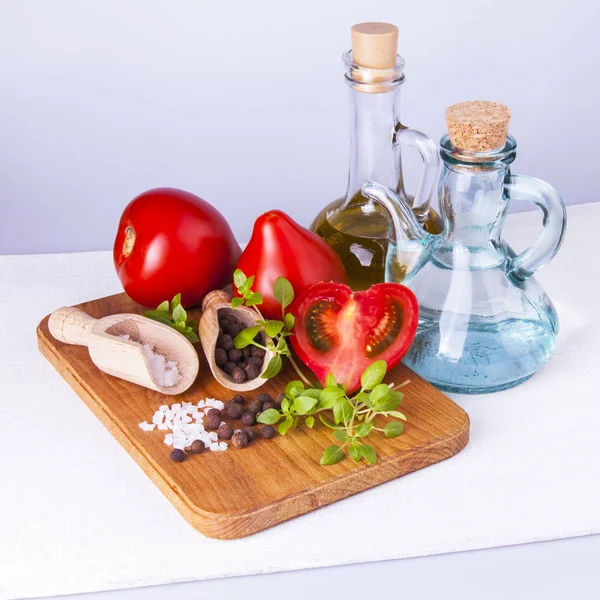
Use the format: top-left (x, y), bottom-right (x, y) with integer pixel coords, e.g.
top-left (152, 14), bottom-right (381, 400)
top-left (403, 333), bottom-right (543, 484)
top-left (142, 343), bottom-right (182, 387)
top-left (139, 398), bottom-right (227, 452)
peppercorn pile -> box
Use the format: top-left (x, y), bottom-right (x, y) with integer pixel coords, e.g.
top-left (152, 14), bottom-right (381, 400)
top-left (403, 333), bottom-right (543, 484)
top-left (215, 312), bottom-right (266, 383)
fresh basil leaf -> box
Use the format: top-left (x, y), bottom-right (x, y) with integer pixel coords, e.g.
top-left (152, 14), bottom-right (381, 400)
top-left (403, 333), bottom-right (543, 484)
top-left (234, 325), bottom-right (262, 349)
top-left (273, 277), bottom-right (294, 310)
top-left (183, 330), bottom-right (200, 344)
top-left (349, 442), bottom-right (362, 462)
top-left (300, 388), bottom-right (321, 400)
top-left (264, 320), bottom-right (284, 337)
top-left (170, 293), bottom-right (181, 312)
top-left (285, 380), bottom-right (304, 400)
top-left (386, 410), bottom-right (407, 421)
top-left (293, 395), bottom-right (318, 415)
top-left (388, 390), bottom-right (404, 405)
top-left (360, 360), bottom-right (387, 390)
top-left (320, 445), bottom-right (344, 466)
top-left (172, 304), bottom-right (187, 324)
top-left (319, 414), bottom-right (343, 430)
top-left (144, 310), bottom-right (172, 326)
top-left (319, 386), bottom-right (345, 408)
top-left (355, 391), bottom-right (373, 408)
top-left (242, 275), bottom-right (255, 293)
top-left (157, 300), bottom-right (170, 312)
top-left (233, 269), bottom-right (246, 289)
top-left (261, 355), bottom-right (282, 379)
top-left (359, 444), bottom-right (377, 465)
top-left (333, 397), bottom-right (353, 425)
top-left (231, 297), bottom-right (244, 308)
top-left (281, 397), bottom-right (290, 412)
top-left (370, 383), bottom-right (390, 404)
top-left (325, 373), bottom-right (337, 388)
top-left (275, 336), bottom-right (289, 355)
top-left (333, 429), bottom-right (348, 442)
top-left (376, 396), bottom-right (401, 413)
top-left (175, 321), bottom-right (186, 332)
top-left (257, 408), bottom-right (281, 425)
top-left (244, 292), bottom-right (263, 307)
top-left (278, 416), bottom-right (294, 436)
top-left (355, 422), bottom-right (373, 438)
top-left (305, 416), bottom-right (315, 428)
top-left (284, 313), bottom-right (295, 330)
top-left (384, 421), bottom-right (404, 438)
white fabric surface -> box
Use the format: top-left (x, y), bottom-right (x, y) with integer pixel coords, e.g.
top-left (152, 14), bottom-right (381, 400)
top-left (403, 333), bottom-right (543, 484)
top-left (1, 203), bottom-right (599, 600)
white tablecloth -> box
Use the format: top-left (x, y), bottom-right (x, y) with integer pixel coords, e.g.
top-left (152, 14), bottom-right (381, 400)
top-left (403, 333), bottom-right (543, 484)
top-left (1, 203), bottom-right (599, 600)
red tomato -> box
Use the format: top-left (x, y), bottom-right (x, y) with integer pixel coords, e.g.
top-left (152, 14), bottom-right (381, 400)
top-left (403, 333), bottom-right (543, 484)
top-left (289, 282), bottom-right (419, 392)
top-left (234, 210), bottom-right (347, 318)
top-left (114, 188), bottom-right (241, 308)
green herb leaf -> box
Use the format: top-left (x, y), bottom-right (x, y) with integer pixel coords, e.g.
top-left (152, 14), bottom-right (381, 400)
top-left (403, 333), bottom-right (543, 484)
top-left (360, 360), bottom-right (387, 390)
top-left (300, 388), bottom-right (321, 401)
top-left (370, 383), bottom-right (390, 404)
top-left (285, 313), bottom-right (295, 330)
top-left (376, 395), bottom-right (401, 413)
top-left (273, 277), bottom-right (294, 310)
top-left (157, 300), bottom-right (170, 312)
top-left (293, 395), bottom-right (318, 415)
top-left (355, 391), bottom-right (373, 408)
top-left (333, 397), bottom-right (353, 425)
top-left (355, 422), bottom-right (373, 438)
top-left (281, 397), bottom-right (290, 412)
top-left (319, 414), bottom-right (343, 430)
top-left (325, 373), bottom-right (337, 388)
top-left (144, 310), bottom-right (172, 326)
top-left (183, 330), bottom-right (200, 344)
top-left (172, 303), bottom-right (187, 324)
top-left (386, 410), bottom-right (407, 421)
top-left (264, 320), bottom-right (284, 337)
top-left (333, 429), bottom-right (349, 442)
top-left (320, 445), bottom-right (345, 465)
top-left (241, 275), bottom-right (255, 293)
top-left (285, 380), bottom-right (304, 400)
top-left (175, 321), bottom-right (186, 332)
top-left (231, 297), bottom-right (244, 308)
top-left (278, 416), bottom-right (294, 436)
top-left (245, 292), bottom-right (263, 307)
top-left (233, 269), bottom-right (246, 289)
top-left (319, 386), bottom-right (345, 408)
top-left (305, 416), bottom-right (315, 428)
top-left (257, 408), bottom-right (281, 425)
top-left (349, 442), bottom-right (362, 462)
top-left (234, 325), bottom-right (262, 349)
top-left (261, 355), bottom-right (283, 379)
top-left (388, 390), bottom-right (404, 405)
top-left (359, 444), bottom-right (377, 465)
top-left (170, 293), bottom-right (181, 312)
top-left (384, 421), bottom-right (404, 438)
top-left (275, 336), bottom-right (290, 355)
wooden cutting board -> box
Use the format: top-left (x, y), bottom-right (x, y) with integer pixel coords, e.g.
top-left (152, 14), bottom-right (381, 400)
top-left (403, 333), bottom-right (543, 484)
top-left (37, 293), bottom-right (470, 540)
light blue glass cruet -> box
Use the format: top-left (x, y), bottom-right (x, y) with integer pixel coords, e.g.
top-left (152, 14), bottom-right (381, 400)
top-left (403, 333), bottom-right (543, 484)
top-left (362, 101), bottom-right (567, 394)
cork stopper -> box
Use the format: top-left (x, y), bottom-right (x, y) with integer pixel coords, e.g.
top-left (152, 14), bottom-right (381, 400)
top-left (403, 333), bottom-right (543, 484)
top-left (351, 22), bottom-right (399, 69)
top-left (445, 101), bottom-right (511, 152)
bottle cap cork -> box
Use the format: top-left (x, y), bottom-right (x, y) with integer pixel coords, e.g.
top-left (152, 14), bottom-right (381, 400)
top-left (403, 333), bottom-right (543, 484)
top-left (445, 101), bottom-right (511, 152)
top-left (351, 22), bottom-right (399, 69)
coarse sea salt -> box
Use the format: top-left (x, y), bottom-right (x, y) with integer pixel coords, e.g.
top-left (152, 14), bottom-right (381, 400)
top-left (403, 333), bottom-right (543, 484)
top-left (138, 398), bottom-right (229, 453)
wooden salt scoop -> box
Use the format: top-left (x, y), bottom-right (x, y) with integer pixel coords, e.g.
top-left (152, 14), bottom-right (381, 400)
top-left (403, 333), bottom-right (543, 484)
top-left (199, 290), bottom-right (275, 392)
top-left (48, 307), bottom-right (199, 395)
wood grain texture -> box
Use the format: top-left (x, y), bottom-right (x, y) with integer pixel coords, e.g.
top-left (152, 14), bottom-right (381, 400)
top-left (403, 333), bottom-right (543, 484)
top-left (37, 292), bottom-right (470, 540)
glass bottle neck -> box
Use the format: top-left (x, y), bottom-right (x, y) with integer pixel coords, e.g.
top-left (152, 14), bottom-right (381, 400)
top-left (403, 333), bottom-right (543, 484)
top-left (345, 84), bottom-right (404, 205)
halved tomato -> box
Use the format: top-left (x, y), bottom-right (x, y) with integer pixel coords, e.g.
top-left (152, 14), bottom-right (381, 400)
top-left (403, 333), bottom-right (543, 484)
top-left (289, 282), bottom-right (419, 392)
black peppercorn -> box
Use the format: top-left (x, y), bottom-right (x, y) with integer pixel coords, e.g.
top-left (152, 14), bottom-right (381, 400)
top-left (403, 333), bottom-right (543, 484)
top-left (228, 348), bottom-right (243, 362)
top-left (244, 364), bottom-right (260, 380)
top-left (226, 323), bottom-right (243, 338)
top-left (274, 392), bottom-right (285, 407)
top-left (243, 426), bottom-right (257, 441)
top-left (246, 355), bottom-right (264, 367)
top-left (215, 347), bottom-right (228, 367)
top-left (217, 334), bottom-right (234, 351)
top-left (260, 425), bottom-right (276, 439)
top-left (223, 361), bottom-right (237, 375)
top-left (204, 414), bottom-right (221, 430)
top-left (262, 401), bottom-right (276, 411)
top-left (217, 423), bottom-right (234, 440)
top-left (232, 394), bottom-right (245, 405)
top-left (227, 403), bottom-right (243, 420)
top-left (251, 346), bottom-right (266, 358)
top-left (231, 366), bottom-right (247, 384)
top-left (231, 431), bottom-right (249, 449)
top-left (206, 408), bottom-right (221, 419)
top-left (189, 439), bottom-right (205, 454)
top-left (256, 392), bottom-right (272, 405)
top-left (248, 400), bottom-right (262, 415)
top-left (170, 448), bottom-right (186, 462)
top-left (242, 347), bottom-right (252, 359)
top-left (240, 411), bottom-right (256, 426)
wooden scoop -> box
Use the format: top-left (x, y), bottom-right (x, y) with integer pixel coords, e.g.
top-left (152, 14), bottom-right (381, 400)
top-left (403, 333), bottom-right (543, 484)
top-left (48, 307), bottom-right (199, 395)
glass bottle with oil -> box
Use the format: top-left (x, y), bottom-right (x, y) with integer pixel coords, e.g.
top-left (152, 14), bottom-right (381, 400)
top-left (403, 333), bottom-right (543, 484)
top-left (311, 23), bottom-right (442, 290)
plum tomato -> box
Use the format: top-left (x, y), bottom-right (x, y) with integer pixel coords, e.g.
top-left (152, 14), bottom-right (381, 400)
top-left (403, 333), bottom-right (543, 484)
top-left (234, 210), bottom-right (347, 319)
top-left (114, 188), bottom-right (241, 308)
top-left (289, 282), bottom-right (419, 392)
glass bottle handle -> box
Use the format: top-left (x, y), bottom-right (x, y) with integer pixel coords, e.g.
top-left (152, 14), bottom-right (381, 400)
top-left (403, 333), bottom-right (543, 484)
top-left (505, 174), bottom-right (567, 282)
top-left (394, 125), bottom-right (439, 224)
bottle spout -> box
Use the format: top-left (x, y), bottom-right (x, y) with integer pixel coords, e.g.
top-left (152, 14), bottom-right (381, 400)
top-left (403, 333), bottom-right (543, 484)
top-left (361, 180), bottom-right (428, 281)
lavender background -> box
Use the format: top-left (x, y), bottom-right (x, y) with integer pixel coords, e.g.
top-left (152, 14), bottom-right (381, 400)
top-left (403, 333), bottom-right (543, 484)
top-left (1, 0), bottom-right (597, 254)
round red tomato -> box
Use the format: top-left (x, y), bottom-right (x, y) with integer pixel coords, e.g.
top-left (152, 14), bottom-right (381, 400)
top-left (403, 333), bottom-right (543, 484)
top-left (234, 210), bottom-right (347, 318)
top-left (114, 188), bottom-right (241, 308)
top-left (290, 282), bottom-right (419, 392)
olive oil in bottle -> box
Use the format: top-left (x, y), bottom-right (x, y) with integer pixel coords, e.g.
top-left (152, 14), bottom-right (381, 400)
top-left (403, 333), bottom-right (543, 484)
top-left (311, 23), bottom-right (441, 290)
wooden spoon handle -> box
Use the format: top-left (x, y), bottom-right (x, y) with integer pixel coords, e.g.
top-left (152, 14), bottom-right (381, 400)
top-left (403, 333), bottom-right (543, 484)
top-left (49, 307), bottom-right (97, 346)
